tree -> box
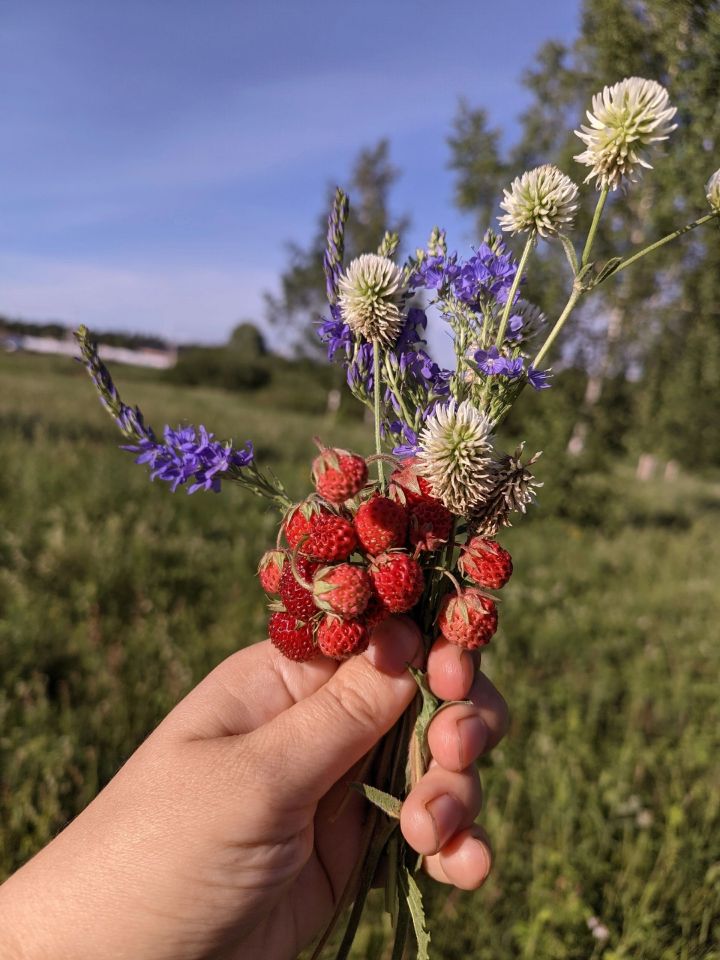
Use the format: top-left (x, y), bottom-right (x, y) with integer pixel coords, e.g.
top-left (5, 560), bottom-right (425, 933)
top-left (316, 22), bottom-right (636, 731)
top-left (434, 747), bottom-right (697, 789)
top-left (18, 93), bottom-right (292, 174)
top-left (447, 0), bottom-right (720, 466)
top-left (264, 140), bottom-right (407, 356)
top-left (228, 321), bottom-right (267, 358)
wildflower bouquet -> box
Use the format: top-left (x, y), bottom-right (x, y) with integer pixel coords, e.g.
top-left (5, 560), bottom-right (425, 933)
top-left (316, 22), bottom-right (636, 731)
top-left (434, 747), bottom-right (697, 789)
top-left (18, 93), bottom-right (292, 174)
top-left (75, 78), bottom-right (719, 958)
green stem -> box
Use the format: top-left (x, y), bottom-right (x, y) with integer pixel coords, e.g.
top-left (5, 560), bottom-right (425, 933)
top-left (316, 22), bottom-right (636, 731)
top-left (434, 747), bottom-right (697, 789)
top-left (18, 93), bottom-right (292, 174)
top-left (383, 358), bottom-right (416, 429)
top-left (532, 285), bottom-right (583, 371)
top-left (601, 210), bottom-right (720, 280)
top-left (373, 343), bottom-right (385, 488)
top-left (581, 186), bottom-right (609, 267)
top-left (495, 235), bottom-right (534, 347)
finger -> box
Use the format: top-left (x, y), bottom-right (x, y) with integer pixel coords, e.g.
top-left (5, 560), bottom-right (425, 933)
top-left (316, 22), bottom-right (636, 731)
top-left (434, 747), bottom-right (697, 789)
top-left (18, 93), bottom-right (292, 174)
top-left (426, 636), bottom-right (476, 702)
top-left (243, 618), bottom-right (423, 804)
top-left (400, 765), bottom-right (482, 856)
top-left (165, 639), bottom-right (339, 740)
top-left (426, 703), bottom-right (488, 773)
top-left (468, 671), bottom-right (510, 752)
top-left (424, 825), bottom-right (493, 890)
top-left (426, 671), bottom-right (509, 772)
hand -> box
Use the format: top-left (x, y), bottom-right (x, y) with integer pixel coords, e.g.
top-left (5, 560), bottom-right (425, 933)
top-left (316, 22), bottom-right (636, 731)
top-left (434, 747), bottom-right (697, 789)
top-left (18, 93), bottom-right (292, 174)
top-left (0, 618), bottom-right (508, 960)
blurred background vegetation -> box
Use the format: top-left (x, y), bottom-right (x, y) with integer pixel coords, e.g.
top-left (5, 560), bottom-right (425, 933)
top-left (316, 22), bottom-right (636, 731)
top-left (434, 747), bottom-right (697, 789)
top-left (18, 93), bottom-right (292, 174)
top-left (2, 1), bottom-right (720, 958)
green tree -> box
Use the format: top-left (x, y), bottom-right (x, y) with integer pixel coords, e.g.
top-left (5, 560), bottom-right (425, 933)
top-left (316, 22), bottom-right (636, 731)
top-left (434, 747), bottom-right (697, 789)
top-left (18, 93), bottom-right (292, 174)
top-left (264, 140), bottom-right (407, 356)
top-left (448, 0), bottom-right (720, 466)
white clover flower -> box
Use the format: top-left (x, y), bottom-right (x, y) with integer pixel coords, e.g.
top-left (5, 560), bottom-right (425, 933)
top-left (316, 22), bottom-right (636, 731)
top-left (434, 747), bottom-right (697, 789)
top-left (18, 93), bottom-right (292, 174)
top-left (338, 253), bottom-right (406, 346)
top-left (416, 401), bottom-right (495, 516)
top-left (706, 168), bottom-right (720, 212)
top-left (498, 164), bottom-right (579, 238)
top-left (574, 77), bottom-right (677, 190)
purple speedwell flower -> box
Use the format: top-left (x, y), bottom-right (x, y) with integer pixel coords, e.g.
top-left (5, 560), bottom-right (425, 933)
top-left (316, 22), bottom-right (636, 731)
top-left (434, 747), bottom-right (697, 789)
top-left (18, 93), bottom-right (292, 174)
top-left (453, 243), bottom-right (518, 306)
top-left (527, 366), bottom-right (553, 390)
top-left (124, 426), bottom-right (254, 494)
top-left (475, 346), bottom-right (508, 375)
top-left (475, 347), bottom-right (525, 379)
top-left (318, 307), bottom-right (353, 361)
top-left (411, 255), bottom-right (460, 291)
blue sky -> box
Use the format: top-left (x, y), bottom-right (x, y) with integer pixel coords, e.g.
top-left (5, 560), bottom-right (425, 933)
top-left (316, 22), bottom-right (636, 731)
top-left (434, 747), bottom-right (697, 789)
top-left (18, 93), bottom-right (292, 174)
top-left (0, 0), bottom-right (580, 344)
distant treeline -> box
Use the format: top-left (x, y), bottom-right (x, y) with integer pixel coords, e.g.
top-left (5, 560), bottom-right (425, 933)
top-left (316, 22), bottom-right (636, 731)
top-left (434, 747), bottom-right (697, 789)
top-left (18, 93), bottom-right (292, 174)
top-left (0, 316), bottom-right (169, 352)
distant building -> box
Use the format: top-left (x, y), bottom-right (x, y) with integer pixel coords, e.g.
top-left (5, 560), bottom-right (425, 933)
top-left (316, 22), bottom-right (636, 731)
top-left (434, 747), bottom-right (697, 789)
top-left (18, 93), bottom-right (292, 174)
top-left (2, 332), bottom-right (177, 369)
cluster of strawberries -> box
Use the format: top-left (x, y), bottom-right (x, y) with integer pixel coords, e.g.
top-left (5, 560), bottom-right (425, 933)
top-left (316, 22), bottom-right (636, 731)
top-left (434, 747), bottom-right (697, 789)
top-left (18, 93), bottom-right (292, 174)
top-left (258, 447), bottom-right (513, 662)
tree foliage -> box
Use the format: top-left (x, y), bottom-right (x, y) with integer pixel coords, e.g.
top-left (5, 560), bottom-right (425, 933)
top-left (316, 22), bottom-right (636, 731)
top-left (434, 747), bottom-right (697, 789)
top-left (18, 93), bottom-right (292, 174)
top-left (264, 140), bottom-right (407, 356)
top-left (448, 0), bottom-right (720, 465)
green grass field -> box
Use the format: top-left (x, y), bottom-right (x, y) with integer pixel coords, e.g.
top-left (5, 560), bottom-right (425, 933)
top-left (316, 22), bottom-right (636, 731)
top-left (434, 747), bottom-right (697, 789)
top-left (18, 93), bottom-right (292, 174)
top-left (1, 352), bottom-right (719, 959)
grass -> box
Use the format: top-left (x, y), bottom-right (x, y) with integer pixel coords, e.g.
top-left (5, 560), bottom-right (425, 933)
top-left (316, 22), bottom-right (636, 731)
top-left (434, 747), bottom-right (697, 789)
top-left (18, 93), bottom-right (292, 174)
top-left (1, 351), bottom-right (719, 959)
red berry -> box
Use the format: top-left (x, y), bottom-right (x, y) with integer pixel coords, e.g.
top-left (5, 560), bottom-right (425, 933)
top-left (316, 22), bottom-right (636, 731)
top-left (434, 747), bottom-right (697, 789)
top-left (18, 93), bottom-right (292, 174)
top-left (279, 554), bottom-right (320, 619)
top-left (389, 457), bottom-right (436, 506)
top-left (408, 500), bottom-right (453, 552)
top-left (458, 537), bottom-right (513, 590)
top-left (437, 588), bottom-right (498, 650)
top-left (370, 552), bottom-right (424, 613)
top-left (355, 496), bottom-right (408, 556)
top-left (317, 615), bottom-right (369, 660)
top-left (284, 500), bottom-right (331, 549)
top-left (303, 514), bottom-right (357, 562)
top-left (312, 448), bottom-right (368, 503)
top-left (258, 549), bottom-right (286, 594)
top-left (313, 564), bottom-right (373, 618)
top-left (268, 612), bottom-right (317, 662)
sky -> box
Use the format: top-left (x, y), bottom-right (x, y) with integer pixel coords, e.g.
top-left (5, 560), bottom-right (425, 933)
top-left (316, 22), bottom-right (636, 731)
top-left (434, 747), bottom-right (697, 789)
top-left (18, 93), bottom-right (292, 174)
top-left (0, 0), bottom-right (581, 345)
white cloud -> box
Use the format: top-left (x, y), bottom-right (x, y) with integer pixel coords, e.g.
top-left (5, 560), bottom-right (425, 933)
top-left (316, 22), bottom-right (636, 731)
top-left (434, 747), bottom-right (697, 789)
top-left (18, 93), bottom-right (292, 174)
top-left (0, 253), bottom-right (276, 343)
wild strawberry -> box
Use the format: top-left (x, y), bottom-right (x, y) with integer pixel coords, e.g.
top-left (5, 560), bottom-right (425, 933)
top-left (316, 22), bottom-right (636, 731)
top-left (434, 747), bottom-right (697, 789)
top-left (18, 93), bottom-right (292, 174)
top-left (279, 554), bottom-right (320, 620)
top-left (363, 594), bottom-right (392, 631)
top-left (284, 500), bottom-right (331, 549)
top-left (317, 615), bottom-right (369, 660)
top-left (408, 500), bottom-right (453, 552)
top-left (268, 612), bottom-right (317, 662)
top-left (389, 457), bottom-right (436, 506)
top-left (437, 588), bottom-right (498, 650)
top-left (355, 496), bottom-right (408, 555)
top-left (313, 563), bottom-right (373, 618)
top-left (303, 514), bottom-right (357, 562)
top-left (370, 552), bottom-right (424, 613)
top-left (258, 549), bottom-right (286, 594)
top-left (458, 537), bottom-right (513, 590)
top-left (312, 447), bottom-right (368, 503)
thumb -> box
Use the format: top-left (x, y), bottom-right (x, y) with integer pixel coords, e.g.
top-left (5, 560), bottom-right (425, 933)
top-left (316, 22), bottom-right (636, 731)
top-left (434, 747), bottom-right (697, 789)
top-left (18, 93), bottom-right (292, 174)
top-left (248, 617), bottom-right (422, 804)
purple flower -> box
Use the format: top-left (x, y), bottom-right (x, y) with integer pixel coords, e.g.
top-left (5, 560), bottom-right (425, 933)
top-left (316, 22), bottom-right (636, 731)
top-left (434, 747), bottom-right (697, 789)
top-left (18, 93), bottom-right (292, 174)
top-left (347, 342), bottom-right (375, 391)
top-left (123, 425), bottom-right (254, 494)
top-left (411, 254), bottom-right (460, 291)
top-left (318, 309), bottom-right (353, 361)
top-left (475, 346), bottom-right (508, 375)
top-left (528, 366), bottom-right (553, 390)
top-left (453, 243), bottom-right (518, 306)
top-left (475, 347), bottom-right (525, 378)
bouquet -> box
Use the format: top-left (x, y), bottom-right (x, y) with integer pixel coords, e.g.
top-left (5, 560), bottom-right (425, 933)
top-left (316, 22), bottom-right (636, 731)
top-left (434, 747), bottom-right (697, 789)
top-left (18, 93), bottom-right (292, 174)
top-left (75, 77), bottom-right (719, 958)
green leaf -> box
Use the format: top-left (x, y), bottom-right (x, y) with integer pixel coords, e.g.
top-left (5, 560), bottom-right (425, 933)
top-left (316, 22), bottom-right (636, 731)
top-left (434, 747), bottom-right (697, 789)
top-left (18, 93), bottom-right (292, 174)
top-left (559, 234), bottom-right (579, 275)
top-left (350, 782), bottom-right (403, 819)
top-left (401, 867), bottom-right (431, 960)
top-left (590, 256), bottom-right (623, 287)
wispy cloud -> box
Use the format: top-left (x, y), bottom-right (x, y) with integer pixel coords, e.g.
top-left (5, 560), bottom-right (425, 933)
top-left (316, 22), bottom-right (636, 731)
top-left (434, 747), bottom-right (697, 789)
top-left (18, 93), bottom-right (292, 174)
top-left (0, 254), bottom-right (276, 343)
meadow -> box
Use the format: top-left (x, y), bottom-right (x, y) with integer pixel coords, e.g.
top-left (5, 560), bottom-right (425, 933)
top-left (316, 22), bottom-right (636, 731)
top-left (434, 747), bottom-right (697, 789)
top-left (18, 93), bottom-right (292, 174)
top-left (1, 351), bottom-right (718, 959)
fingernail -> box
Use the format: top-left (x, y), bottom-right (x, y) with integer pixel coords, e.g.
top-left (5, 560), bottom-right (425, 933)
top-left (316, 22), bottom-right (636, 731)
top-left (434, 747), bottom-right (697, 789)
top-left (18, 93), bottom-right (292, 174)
top-left (366, 617), bottom-right (422, 677)
top-left (456, 715), bottom-right (488, 769)
top-left (425, 793), bottom-right (463, 851)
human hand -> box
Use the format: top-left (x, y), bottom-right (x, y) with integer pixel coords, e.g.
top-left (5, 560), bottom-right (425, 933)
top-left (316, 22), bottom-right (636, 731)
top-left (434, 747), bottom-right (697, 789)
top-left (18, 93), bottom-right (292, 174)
top-left (0, 618), bottom-right (508, 960)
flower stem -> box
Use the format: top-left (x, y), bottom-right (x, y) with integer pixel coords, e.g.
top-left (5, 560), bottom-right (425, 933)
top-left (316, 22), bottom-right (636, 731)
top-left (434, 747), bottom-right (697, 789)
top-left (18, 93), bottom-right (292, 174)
top-left (581, 186), bottom-right (609, 267)
top-left (373, 343), bottom-right (385, 488)
top-left (495, 235), bottom-right (534, 347)
top-left (600, 210), bottom-right (720, 280)
top-left (532, 284), bottom-right (583, 370)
